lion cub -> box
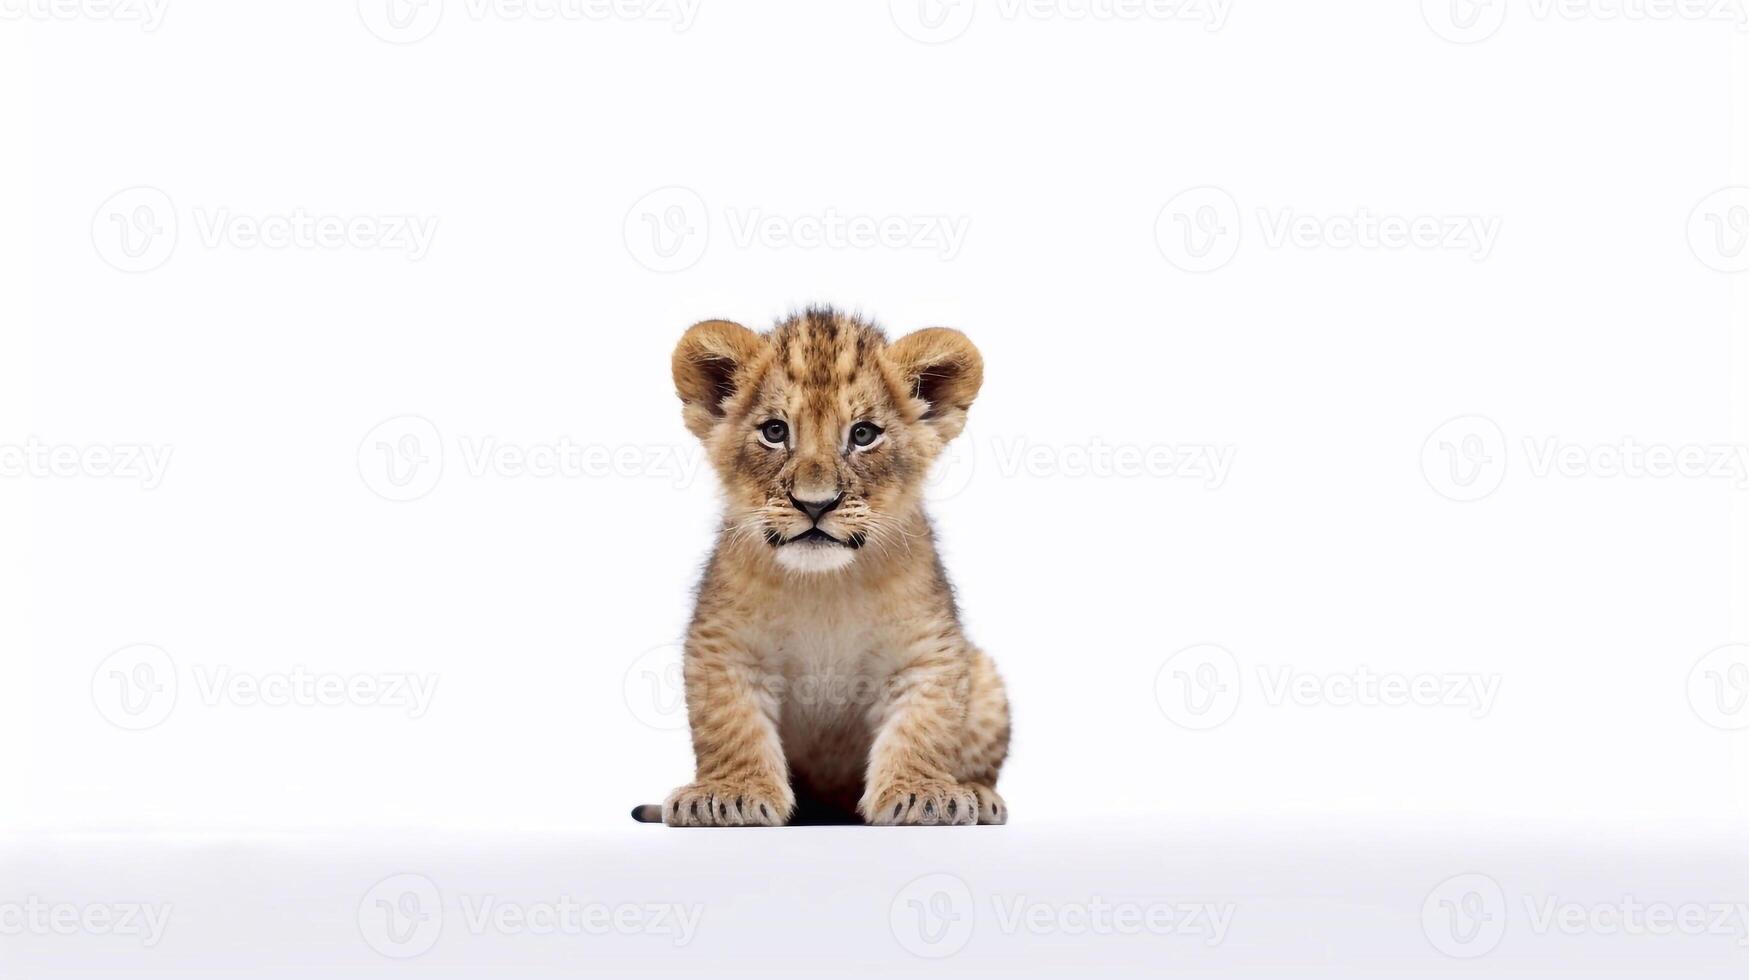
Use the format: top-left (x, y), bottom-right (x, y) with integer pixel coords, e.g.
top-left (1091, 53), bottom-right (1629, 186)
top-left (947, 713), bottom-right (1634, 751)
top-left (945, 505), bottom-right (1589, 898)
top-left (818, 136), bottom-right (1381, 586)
top-left (640, 307), bottom-right (1009, 827)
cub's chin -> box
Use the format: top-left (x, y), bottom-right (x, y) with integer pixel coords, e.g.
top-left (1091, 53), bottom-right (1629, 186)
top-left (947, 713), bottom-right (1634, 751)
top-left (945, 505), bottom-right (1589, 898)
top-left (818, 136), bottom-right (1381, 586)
top-left (773, 537), bottom-right (858, 574)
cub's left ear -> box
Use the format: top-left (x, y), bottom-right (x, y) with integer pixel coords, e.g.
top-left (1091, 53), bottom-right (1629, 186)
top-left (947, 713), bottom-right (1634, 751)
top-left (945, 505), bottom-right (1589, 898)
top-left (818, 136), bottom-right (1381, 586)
top-left (888, 327), bottom-right (983, 443)
top-left (672, 319), bottom-right (767, 441)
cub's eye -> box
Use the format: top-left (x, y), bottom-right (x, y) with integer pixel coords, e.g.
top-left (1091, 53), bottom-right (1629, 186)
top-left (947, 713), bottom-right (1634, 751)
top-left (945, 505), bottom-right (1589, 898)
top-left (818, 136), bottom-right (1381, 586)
top-left (849, 421), bottom-right (884, 450)
top-left (758, 420), bottom-right (789, 448)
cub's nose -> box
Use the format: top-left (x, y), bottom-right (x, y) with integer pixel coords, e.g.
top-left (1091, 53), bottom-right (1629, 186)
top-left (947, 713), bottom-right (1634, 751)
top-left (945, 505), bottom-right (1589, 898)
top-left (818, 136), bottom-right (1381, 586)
top-left (788, 492), bottom-right (843, 523)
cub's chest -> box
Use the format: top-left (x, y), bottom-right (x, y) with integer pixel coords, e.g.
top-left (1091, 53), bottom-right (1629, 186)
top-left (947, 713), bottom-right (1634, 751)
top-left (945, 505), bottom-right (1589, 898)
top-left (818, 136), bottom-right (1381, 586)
top-left (759, 608), bottom-right (903, 708)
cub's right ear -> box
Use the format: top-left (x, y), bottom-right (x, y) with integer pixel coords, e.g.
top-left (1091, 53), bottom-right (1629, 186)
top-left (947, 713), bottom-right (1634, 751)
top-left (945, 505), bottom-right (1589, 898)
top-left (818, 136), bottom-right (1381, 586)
top-left (672, 319), bottom-right (766, 441)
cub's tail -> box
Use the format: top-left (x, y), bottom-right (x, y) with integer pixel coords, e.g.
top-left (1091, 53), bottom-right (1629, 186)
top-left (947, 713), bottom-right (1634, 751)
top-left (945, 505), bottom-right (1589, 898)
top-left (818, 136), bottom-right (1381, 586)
top-left (630, 803), bottom-right (663, 823)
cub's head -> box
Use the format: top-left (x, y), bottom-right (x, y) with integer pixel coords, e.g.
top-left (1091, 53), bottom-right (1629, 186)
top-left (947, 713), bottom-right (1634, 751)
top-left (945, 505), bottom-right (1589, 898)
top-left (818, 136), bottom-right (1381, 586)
top-left (672, 308), bottom-right (982, 574)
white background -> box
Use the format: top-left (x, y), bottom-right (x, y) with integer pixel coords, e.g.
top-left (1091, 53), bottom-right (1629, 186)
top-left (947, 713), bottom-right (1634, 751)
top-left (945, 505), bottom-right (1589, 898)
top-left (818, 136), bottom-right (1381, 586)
top-left (4, 1), bottom-right (1749, 975)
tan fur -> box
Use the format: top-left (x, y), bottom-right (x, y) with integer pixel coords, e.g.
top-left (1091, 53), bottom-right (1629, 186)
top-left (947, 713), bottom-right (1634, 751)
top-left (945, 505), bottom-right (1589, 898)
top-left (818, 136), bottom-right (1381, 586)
top-left (660, 307), bottom-right (1010, 827)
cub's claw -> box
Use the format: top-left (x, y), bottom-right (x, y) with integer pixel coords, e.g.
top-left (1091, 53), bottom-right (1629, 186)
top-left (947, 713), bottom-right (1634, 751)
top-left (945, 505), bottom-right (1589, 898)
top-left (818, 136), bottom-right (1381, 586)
top-left (862, 779), bottom-right (979, 826)
top-left (662, 782), bottom-right (790, 827)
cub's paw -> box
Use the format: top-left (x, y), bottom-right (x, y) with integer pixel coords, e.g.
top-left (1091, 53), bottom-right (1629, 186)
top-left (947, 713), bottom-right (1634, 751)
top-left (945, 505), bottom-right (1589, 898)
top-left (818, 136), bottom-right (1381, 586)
top-left (663, 782), bottom-right (790, 827)
top-left (968, 782), bottom-right (1007, 825)
top-left (862, 778), bottom-right (979, 826)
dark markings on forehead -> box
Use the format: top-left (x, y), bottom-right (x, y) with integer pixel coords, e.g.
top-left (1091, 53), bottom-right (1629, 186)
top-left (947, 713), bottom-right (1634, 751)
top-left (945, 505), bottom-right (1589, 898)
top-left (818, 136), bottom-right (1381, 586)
top-left (770, 307), bottom-right (888, 397)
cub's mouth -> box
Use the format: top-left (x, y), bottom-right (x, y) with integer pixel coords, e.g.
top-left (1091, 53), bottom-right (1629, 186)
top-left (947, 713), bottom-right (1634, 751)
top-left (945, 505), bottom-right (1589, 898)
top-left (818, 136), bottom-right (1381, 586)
top-left (767, 527), bottom-right (865, 550)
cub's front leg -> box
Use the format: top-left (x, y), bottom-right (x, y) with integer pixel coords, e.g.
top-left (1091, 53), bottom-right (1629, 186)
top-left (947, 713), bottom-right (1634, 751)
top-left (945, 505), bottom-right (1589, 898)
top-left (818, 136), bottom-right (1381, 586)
top-left (859, 649), bottom-right (982, 827)
top-left (664, 637), bottom-right (793, 827)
